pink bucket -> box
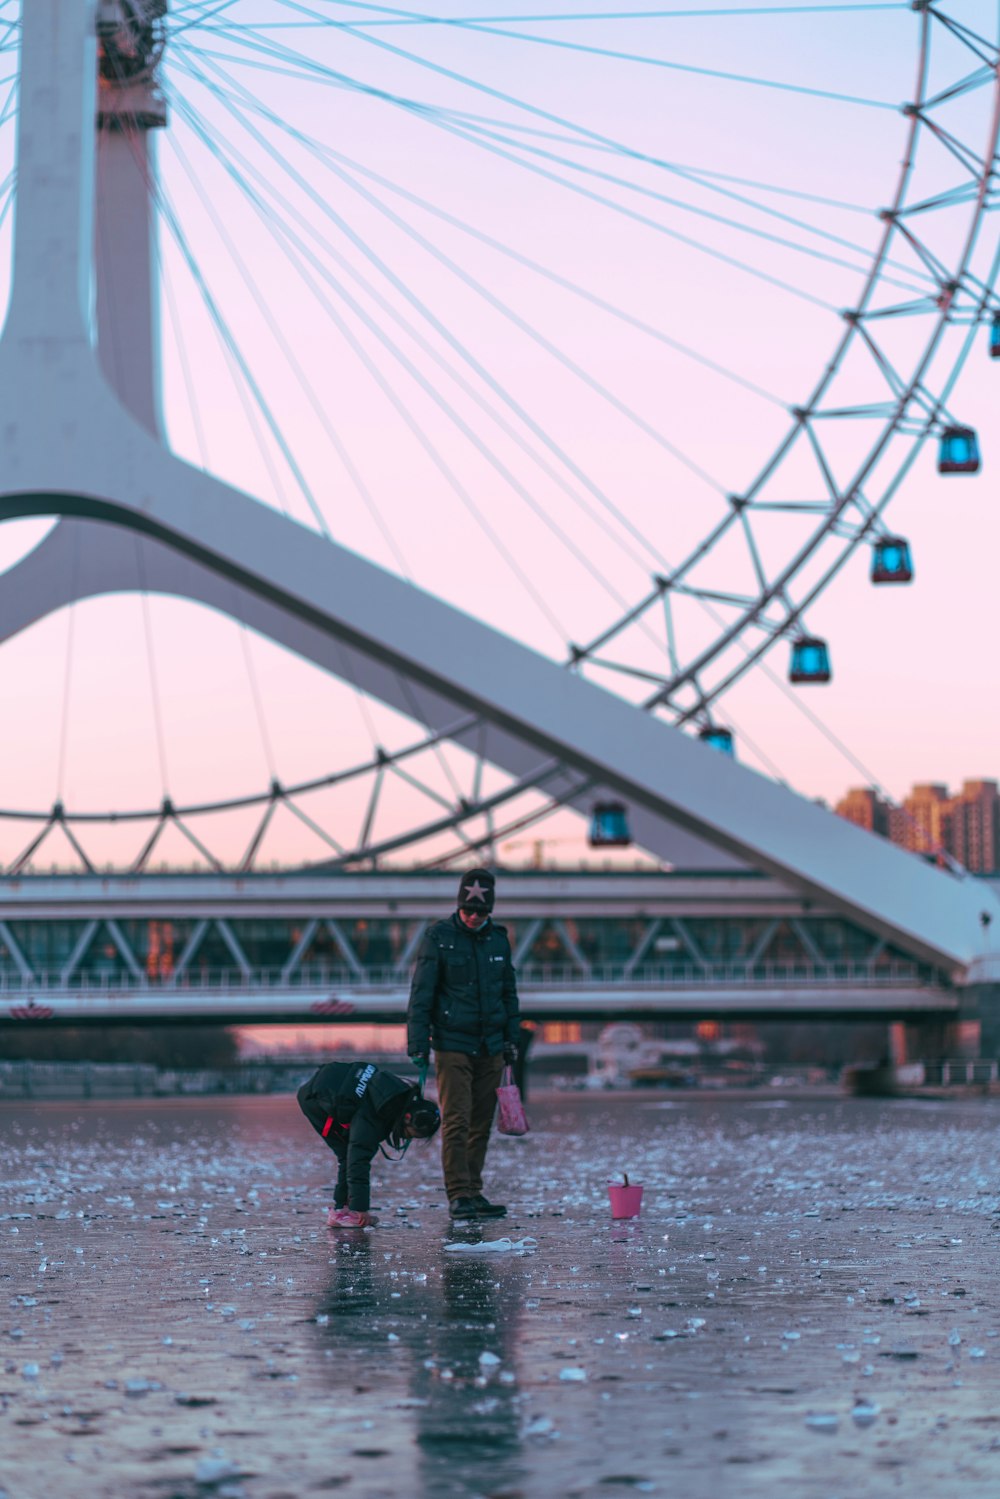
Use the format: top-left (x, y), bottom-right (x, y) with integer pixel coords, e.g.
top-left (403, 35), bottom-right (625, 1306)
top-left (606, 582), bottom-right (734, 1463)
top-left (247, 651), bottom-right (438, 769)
top-left (607, 1176), bottom-right (643, 1219)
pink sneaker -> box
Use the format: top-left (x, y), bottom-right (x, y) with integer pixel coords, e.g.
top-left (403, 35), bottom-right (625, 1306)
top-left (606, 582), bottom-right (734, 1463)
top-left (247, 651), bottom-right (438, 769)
top-left (327, 1208), bottom-right (369, 1228)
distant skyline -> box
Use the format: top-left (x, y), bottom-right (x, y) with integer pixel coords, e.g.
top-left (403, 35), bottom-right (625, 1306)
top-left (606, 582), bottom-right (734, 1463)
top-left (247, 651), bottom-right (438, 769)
top-left (0, 2), bottom-right (997, 870)
top-left (835, 776), bottom-right (1000, 877)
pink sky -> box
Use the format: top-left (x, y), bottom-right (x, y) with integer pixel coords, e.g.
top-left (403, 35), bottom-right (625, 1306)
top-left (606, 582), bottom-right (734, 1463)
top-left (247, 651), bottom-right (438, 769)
top-left (0, 1), bottom-right (997, 870)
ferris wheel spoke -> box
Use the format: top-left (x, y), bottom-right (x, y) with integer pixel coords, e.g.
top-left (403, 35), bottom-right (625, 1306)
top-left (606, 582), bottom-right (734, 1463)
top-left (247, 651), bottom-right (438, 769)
top-left (200, 33), bottom-right (842, 311)
top-left (286, 0), bottom-right (901, 112)
top-left (436, 97), bottom-right (914, 274)
top-left (170, 54), bottom-right (712, 582)
top-left (221, 1), bottom-right (863, 312)
top-left (170, 54), bottom-right (656, 628)
top-left (446, 113), bottom-right (934, 297)
top-left (324, 143), bottom-right (790, 407)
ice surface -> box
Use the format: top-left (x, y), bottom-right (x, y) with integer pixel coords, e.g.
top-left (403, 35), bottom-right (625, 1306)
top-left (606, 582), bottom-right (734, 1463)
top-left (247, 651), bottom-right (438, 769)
top-left (4, 1089), bottom-right (1000, 1498)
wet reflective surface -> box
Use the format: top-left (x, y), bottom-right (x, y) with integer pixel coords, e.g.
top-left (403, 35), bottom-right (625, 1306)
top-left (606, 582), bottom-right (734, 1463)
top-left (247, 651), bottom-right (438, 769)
top-left (3, 1091), bottom-right (1000, 1496)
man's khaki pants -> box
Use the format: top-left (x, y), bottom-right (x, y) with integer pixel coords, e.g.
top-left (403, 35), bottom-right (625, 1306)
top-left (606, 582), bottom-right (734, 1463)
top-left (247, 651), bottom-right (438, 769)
top-left (434, 1050), bottom-right (504, 1202)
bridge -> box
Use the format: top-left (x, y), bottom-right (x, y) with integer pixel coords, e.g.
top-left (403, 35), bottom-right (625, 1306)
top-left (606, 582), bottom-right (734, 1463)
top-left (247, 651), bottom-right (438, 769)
top-left (0, 870), bottom-right (961, 1025)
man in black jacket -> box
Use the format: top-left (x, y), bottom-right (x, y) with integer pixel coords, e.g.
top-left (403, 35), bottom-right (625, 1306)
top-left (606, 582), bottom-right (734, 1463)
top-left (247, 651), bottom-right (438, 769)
top-left (297, 1060), bottom-right (441, 1227)
top-left (407, 867), bottom-right (520, 1220)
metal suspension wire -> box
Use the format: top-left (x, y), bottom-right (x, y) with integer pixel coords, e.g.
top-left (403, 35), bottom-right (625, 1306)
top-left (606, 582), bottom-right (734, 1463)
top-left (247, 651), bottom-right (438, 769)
top-left (199, 6), bottom-right (911, 28)
top-left (187, 18), bottom-right (852, 313)
top-left (159, 71), bottom-right (592, 644)
top-left (167, 46), bottom-right (723, 587)
top-left (166, 73), bottom-right (662, 614)
top-left (270, 0), bottom-right (904, 112)
top-left (149, 153), bottom-right (505, 855)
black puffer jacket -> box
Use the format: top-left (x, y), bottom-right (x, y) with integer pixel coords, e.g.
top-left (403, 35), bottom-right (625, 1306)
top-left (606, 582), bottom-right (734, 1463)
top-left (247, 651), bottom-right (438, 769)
top-left (297, 1061), bottom-right (415, 1212)
top-left (407, 913), bottom-right (520, 1058)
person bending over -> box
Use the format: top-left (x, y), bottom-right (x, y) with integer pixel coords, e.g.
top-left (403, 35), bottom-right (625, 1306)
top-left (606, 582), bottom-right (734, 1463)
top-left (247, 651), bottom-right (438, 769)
top-left (297, 1059), bottom-right (441, 1227)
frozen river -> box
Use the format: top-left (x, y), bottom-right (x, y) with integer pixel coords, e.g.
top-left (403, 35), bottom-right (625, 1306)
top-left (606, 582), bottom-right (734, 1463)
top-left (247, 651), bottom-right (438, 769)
top-left (3, 1089), bottom-right (1000, 1498)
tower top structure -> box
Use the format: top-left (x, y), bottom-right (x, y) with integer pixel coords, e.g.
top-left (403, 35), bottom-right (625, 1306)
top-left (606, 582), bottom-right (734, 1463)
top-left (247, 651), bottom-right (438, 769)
top-left (97, 0), bottom-right (167, 129)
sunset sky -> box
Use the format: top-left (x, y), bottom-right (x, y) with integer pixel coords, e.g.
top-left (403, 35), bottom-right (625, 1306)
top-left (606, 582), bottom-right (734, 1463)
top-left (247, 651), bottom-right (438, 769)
top-left (0, 1), bottom-right (996, 870)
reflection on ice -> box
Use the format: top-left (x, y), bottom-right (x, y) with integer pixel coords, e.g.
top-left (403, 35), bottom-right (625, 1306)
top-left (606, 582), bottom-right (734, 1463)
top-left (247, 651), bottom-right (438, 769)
top-left (3, 1090), bottom-right (1000, 1494)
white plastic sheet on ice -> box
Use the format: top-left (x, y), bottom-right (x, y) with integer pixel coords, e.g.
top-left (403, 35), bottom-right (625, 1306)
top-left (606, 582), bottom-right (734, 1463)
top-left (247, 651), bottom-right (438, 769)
top-left (443, 1236), bottom-right (537, 1254)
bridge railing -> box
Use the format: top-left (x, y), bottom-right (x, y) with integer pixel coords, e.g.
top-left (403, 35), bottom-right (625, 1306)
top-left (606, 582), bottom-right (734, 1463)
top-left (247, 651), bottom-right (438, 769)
top-left (0, 959), bottom-right (938, 993)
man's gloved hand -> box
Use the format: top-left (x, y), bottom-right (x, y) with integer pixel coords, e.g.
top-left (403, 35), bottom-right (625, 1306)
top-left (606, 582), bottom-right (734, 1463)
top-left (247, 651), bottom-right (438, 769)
top-left (503, 1042), bottom-right (518, 1064)
top-left (409, 1053), bottom-right (428, 1068)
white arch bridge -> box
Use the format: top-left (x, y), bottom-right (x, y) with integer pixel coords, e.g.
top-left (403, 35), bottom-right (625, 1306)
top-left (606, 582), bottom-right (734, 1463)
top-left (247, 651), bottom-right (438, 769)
top-left (0, 871), bottom-right (983, 1028)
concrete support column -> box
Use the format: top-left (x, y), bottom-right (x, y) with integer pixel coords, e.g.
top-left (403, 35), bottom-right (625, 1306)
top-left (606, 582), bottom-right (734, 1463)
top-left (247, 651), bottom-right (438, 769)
top-left (890, 1019), bottom-right (963, 1065)
top-left (967, 983), bottom-right (1000, 1060)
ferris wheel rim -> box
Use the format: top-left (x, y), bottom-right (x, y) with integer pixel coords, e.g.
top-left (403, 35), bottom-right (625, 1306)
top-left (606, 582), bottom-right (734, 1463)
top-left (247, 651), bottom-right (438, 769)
top-left (0, 2), bottom-right (997, 872)
top-left (572, 3), bottom-right (1000, 725)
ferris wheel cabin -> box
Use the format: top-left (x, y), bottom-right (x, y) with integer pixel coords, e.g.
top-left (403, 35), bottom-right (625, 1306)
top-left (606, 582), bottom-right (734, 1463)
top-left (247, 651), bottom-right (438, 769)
top-left (990, 312), bottom-right (1000, 359)
top-left (789, 636), bottom-right (831, 684)
top-left (937, 426), bottom-right (981, 474)
top-left (870, 536), bottom-right (913, 584)
top-left (588, 802), bottom-right (632, 848)
top-left (697, 725), bottom-right (735, 757)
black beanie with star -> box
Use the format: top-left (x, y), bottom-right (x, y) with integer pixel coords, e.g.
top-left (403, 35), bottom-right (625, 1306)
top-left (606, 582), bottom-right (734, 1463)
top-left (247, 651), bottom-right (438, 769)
top-left (456, 867), bottom-right (496, 913)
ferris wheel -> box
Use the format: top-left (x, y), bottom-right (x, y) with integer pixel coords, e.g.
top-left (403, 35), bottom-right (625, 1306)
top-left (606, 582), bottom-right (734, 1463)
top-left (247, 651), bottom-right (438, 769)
top-left (0, 0), bottom-right (997, 874)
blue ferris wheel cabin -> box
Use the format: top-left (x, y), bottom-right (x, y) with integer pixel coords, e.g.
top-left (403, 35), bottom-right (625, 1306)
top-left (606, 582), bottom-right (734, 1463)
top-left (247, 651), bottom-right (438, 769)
top-left (697, 725), bottom-right (736, 757)
top-left (871, 536), bottom-right (913, 584)
top-left (789, 637), bottom-right (832, 684)
top-left (588, 802), bottom-right (632, 848)
top-left (937, 426), bottom-right (981, 473)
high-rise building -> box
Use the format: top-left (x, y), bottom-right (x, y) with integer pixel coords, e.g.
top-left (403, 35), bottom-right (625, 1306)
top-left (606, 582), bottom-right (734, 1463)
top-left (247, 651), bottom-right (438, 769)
top-left (949, 780), bottom-right (1000, 875)
top-left (834, 777), bottom-right (1000, 874)
top-left (834, 786), bottom-right (891, 835)
top-left (888, 783), bottom-right (951, 857)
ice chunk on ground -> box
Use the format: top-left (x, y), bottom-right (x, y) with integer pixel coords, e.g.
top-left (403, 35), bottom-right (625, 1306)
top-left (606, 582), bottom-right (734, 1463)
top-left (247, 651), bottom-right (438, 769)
top-left (804, 1413), bottom-right (839, 1434)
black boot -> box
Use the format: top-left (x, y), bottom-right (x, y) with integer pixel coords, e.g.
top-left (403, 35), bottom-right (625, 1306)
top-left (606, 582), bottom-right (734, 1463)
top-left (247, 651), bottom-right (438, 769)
top-left (449, 1196), bottom-right (482, 1219)
top-left (472, 1195), bottom-right (507, 1218)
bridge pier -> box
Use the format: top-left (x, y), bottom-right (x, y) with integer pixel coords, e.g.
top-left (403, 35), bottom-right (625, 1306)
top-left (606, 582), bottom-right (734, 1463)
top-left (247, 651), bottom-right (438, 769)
top-left (975, 987), bottom-right (1000, 1059)
top-left (958, 982), bottom-right (1000, 1062)
top-left (948, 953), bottom-right (1000, 1062)
top-left (889, 1017), bottom-right (977, 1066)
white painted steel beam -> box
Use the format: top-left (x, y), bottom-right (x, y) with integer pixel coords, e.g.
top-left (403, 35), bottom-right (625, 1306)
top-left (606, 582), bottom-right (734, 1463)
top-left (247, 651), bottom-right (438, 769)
top-left (0, 983), bottom-right (959, 1025)
top-left (0, 2), bottom-right (997, 974)
top-left (0, 871), bottom-right (882, 922)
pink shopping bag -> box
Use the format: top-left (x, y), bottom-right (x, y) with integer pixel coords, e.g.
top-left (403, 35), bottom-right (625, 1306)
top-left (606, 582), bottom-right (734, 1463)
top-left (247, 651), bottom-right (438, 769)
top-left (496, 1065), bottom-right (529, 1136)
